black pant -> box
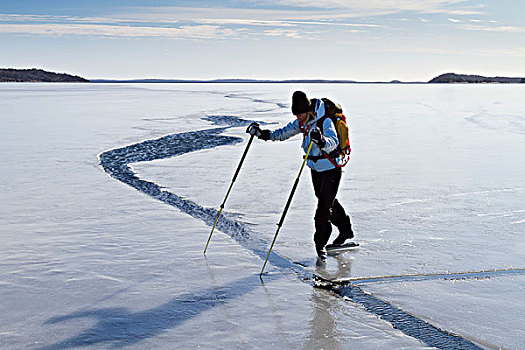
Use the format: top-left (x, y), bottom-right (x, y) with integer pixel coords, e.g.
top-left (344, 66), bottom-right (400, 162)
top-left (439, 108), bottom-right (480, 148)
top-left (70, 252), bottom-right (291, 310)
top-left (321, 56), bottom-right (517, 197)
top-left (311, 167), bottom-right (351, 249)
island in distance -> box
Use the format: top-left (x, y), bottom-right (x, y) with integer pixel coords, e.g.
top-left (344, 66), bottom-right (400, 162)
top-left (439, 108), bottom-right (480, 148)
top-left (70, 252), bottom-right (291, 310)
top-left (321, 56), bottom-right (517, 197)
top-left (429, 73), bottom-right (525, 83)
top-left (0, 68), bottom-right (89, 82)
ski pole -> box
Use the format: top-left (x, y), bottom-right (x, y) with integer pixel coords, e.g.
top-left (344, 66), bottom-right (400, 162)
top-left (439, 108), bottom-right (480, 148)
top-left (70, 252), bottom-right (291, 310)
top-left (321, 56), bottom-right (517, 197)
top-left (260, 140), bottom-right (314, 276)
top-left (204, 132), bottom-right (256, 254)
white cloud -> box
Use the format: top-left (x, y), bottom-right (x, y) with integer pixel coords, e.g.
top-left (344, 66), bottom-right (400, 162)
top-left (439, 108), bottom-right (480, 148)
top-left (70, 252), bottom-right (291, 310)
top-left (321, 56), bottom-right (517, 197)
top-left (0, 11), bottom-right (384, 28)
top-left (0, 23), bottom-right (237, 39)
top-left (273, 0), bottom-right (484, 15)
top-left (192, 17), bottom-right (381, 28)
top-left (0, 13), bottom-right (171, 24)
top-left (0, 1), bottom-right (500, 41)
top-left (127, 6), bottom-right (392, 23)
top-left (0, 10), bottom-right (383, 39)
top-left (459, 24), bottom-right (525, 33)
top-left (447, 10), bottom-right (485, 15)
top-left (263, 28), bottom-right (304, 38)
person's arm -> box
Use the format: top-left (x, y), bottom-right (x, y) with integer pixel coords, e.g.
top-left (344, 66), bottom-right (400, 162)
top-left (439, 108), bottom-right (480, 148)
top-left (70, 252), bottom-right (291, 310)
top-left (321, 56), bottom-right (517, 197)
top-left (321, 118), bottom-right (338, 152)
top-left (309, 118), bottom-right (338, 153)
top-left (269, 120), bottom-right (301, 141)
top-left (247, 120), bottom-right (300, 141)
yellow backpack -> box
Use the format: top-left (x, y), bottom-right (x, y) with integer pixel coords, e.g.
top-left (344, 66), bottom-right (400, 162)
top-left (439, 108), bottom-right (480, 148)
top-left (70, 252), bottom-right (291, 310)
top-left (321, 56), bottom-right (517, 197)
top-left (319, 98), bottom-right (351, 167)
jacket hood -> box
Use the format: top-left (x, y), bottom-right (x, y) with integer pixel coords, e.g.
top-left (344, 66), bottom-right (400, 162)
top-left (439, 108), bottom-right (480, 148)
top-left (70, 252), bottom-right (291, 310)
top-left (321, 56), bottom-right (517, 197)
top-left (305, 99), bottom-right (326, 126)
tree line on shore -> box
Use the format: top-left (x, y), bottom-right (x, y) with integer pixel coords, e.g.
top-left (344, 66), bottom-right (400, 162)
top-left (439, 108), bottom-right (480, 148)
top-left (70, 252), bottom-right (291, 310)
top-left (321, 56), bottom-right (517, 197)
top-left (0, 68), bottom-right (88, 82)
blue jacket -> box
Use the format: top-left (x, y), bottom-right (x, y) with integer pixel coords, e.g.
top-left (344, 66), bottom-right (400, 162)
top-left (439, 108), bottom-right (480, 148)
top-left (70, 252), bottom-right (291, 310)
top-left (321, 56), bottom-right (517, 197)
top-left (269, 99), bottom-right (342, 172)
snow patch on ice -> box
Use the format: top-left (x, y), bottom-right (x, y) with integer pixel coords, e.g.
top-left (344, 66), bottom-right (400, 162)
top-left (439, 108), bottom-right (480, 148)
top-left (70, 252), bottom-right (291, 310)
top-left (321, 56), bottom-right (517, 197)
top-left (476, 209), bottom-right (525, 217)
top-left (465, 112), bottom-right (525, 134)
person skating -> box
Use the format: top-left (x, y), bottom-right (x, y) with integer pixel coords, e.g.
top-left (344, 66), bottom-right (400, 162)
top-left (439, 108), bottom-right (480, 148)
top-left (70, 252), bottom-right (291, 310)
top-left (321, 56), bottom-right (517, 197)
top-left (247, 91), bottom-right (354, 260)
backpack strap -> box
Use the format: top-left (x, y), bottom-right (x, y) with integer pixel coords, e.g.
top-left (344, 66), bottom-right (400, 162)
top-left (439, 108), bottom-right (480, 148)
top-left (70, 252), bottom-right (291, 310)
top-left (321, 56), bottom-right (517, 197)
top-left (303, 98), bottom-right (350, 167)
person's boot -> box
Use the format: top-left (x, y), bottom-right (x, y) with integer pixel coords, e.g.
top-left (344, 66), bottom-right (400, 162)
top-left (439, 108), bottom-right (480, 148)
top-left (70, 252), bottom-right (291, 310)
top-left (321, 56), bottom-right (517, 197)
top-left (316, 243), bottom-right (327, 261)
top-left (332, 216), bottom-right (354, 245)
top-left (316, 248), bottom-right (327, 262)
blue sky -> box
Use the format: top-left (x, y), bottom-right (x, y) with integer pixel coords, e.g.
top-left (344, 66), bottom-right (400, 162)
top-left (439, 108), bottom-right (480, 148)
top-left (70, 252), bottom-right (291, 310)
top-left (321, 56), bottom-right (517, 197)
top-left (1, 0), bottom-right (523, 80)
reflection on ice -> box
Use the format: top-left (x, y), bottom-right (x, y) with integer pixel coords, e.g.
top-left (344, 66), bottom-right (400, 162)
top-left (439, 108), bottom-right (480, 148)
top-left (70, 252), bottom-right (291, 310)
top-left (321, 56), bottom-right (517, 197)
top-left (337, 284), bottom-right (482, 350)
top-left (2, 83), bottom-right (523, 349)
top-left (39, 274), bottom-right (280, 350)
top-left (99, 113), bottom-right (492, 349)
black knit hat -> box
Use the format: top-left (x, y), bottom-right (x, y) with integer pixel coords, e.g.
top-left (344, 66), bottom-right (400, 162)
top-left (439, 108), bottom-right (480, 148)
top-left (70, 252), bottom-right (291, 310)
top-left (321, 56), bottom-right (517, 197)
top-left (291, 91), bottom-right (311, 115)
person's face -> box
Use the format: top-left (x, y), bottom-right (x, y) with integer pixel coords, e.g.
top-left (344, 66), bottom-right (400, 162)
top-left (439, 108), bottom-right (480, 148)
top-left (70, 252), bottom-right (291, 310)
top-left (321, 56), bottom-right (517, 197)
top-left (296, 112), bottom-right (308, 124)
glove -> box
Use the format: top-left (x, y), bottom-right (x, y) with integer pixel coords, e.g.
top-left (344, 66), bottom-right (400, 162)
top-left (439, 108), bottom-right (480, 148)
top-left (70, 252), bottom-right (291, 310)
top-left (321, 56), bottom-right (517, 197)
top-left (246, 122), bottom-right (270, 141)
top-left (246, 122), bottom-right (261, 136)
top-left (309, 127), bottom-right (326, 148)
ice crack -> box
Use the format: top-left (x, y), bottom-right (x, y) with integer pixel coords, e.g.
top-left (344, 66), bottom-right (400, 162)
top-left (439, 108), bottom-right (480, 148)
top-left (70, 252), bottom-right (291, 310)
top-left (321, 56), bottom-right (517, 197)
top-left (99, 114), bottom-right (485, 349)
top-left (98, 116), bottom-right (308, 277)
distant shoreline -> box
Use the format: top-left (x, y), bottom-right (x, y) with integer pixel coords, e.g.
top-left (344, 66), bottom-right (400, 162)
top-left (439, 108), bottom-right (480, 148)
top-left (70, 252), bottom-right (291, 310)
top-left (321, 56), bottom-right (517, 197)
top-left (90, 79), bottom-right (426, 84)
top-left (1, 69), bottom-right (524, 84)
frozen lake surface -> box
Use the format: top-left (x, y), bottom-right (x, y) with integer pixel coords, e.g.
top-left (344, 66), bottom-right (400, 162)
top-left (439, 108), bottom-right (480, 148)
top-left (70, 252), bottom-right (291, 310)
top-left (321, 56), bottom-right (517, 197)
top-left (1, 83), bottom-right (524, 349)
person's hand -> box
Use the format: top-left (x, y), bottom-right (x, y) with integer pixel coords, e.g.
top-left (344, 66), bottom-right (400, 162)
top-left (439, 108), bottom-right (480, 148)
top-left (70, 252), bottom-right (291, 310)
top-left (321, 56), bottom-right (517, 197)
top-left (246, 122), bottom-right (261, 136)
top-left (246, 122), bottom-right (270, 141)
top-left (309, 127), bottom-right (326, 147)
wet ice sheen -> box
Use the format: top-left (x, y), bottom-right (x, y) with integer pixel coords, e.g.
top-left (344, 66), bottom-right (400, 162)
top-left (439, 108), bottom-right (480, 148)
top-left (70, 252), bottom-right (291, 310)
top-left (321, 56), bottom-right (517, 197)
top-left (1, 83), bottom-right (524, 349)
top-left (99, 114), bottom-right (501, 349)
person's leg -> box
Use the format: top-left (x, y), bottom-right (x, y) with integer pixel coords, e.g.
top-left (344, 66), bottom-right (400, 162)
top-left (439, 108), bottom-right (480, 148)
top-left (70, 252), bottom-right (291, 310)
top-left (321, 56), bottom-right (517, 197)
top-left (330, 199), bottom-right (354, 244)
top-left (311, 168), bottom-right (321, 199)
top-left (312, 168), bottom-right (341, 252)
